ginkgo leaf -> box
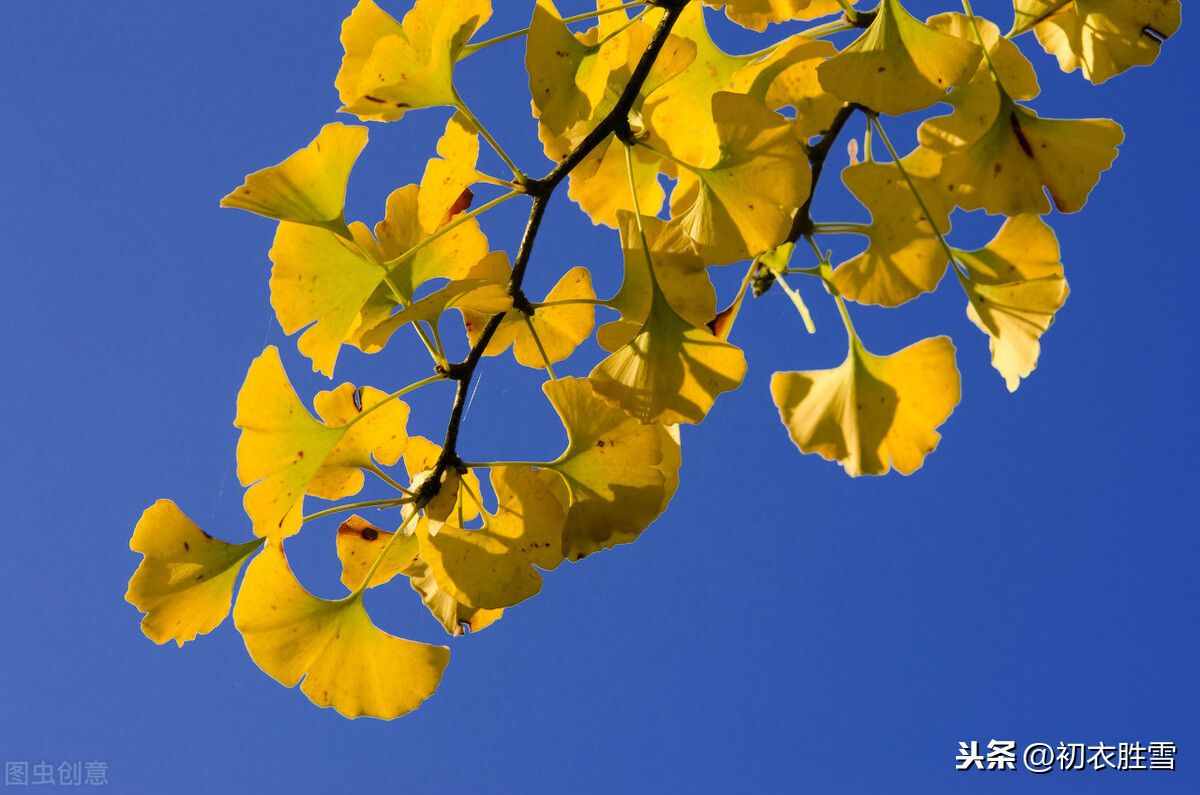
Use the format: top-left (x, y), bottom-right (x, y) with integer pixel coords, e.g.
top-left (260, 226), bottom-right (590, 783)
top-left (642, 4), bottom-right (759, 165)
top-left (726, 34), bottom-right (843, 139)
top-left (771, 334), bottom-right (961, 476)
top-left (590, 295), bottom-right (747, 425)
top-left (233, 541), bottom-right (449, 720)
top-left (335, 514), bottom-right (419, 591)
top-left (542, 377), bottom-right (681, 560)
top-left (417, 465), bottom-right (567, 609)
top-left (357, 275), bottom-right (510, 354)
top-left (955, 215), bottom-right (1069, 391)
top-left (668, 92), bottom-right (811, 265)
top-left (918, 91), bottom-right (1123, 215)
top-left (268, 221), bottom-right (385, 376)
top-left (538, 6), bottom-right (696, 227)
top-left (462, 255), bottom-right (596, 369)
top-left (334, 514), bottom-right (503, 636)
top-left (405, 553), bottom-right (505, 635)
top-left (928, 13), bottom-right (1039, 103)
top-left (600, 213), bottom-right (716, 352)
top-left (280, 183), bottom-right (487, 368)
top-left (371, 184), bottom-right (491, 301)
top-left (235, 346), bottom-right (409, 539)
top-left (703, 0), bottom-right (844, 32)
top-left (336, 0), bottom-right (491, 122)
top-left (220, 123), bottom-right (368, 228)
top-left (816, 0), bottom-right (981, 115)
top-left (403, 436), bottom-right (482, 525)
top-left (126, 500), bottom-right (262, 647)
top-left (418, 113), bottom-right (481, 233)
top-left (1016, 0), bottom-right (1181, 85)
top-left (526, 0), bottom-right (623, 143)
top-left (831, 157), bottom-right (952, 307)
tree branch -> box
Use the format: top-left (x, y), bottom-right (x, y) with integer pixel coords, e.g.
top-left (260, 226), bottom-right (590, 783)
top-left (423, 0), bottom-right (691, 502)
top-left (787, 102), bottom-right (863, 243)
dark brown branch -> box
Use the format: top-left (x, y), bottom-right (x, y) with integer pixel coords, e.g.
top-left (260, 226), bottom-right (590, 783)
top-left (787, 102), bottom-right (863, 243)
top-left (423, 0), bottom-right (691, 502)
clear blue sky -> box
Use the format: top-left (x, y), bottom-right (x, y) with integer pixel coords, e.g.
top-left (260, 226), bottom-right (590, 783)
top-left (2, 2), bottom-right (1196, 793)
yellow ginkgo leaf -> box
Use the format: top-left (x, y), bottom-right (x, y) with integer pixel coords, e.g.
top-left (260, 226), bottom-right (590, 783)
top-left (600, 212), bottom-right (716, 352)
top-left (332, 184), bottom-right (489, 363)
top-left (373, 184), bottom-right (491, 301)
top-left (771, 334), bottom-right (961, 476)
top-left (418, 465), bottom-right (567, 609)
top-left (727, 34), bottom-right (843, 139)
top-left (668, 92), bottom-right (811, 266)
top-left (357, 276), bottom-right (511, 354)
top-left (233, 541), bottom-right (449, 720)
top-left (538, 6), bottom-right (695, 227)
top-left (831, 156), bottom-right (952, 307)
top-left (1016, 0), bottom-right (1181, 85)
top-left (816, 0), bottom-right (981, 115)
top-left (417, 113), bottom-right (480, 233)
top-left (918, 91), bottom-right (1123, 215)
top-left (335, 514), bottom-right (419, 591)
top-left (955, 215), bottom-right (1069, 391)
top-left (542, 377), bottom-right (681, 560)
top-left (526, 0), bottom-right (624, 143)
top-left (235, 346), bottom-right (409, 539)
top-left (220, 123), bottom-right (368, 228)
top-left (334, 514), bottom-right (502, 636)
top-left (126, 500), bottom-right (262, 647)
top-left (268, 221), bottom-right (385, 376)
top-left (703, 0), bottom-right (844, 32)
top-left (928, 13), bottom-right (1039, 104)
top-left (462, 255), bottom-right (596, 369)
top-left (590, 296), bottom-right (747, 425)
top-left (403, 436), bottom-right (482, 525)
top-left (336, 0), bottom-right (491, 122)
top-left (406, 553), bottom-right (505, 636)
top-left (642, 4), bottom-right (756, 165)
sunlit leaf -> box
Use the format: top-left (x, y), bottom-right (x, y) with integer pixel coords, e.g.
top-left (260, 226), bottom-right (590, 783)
top-left (526, 0), bottom-right (625, 143)
top-left (831, 156), bottom-right (952, 307)
top-left (334, 513), bottom-right (502, 636)
top-left (955, 215), bottom-right (1069, 391)
top-left (771, 334), bottom-right (961, 476)
top-left (727, 34), bottom-right (843, 139)
top-left (221, 123), bottom-right (368, 228)
top-left (703, 0), bottom-right (844, 32)
top-left (816, 0), bottom-right (981, 115)
top-left (418, 465), bottom-right (567, 609)
top-left (1015, 0), bottom-right (1181, 84)
top-left (418, 113), bottom-right (481, 233)
top-left (542, 378), bottom-right (681, 560)
top-left (234, 346), bottom-right (409, 539)
top-left (126, 500), bottom-right (261, 646)
top-left (233, 541), bottom-right (449, 720)
top-left (918, 90), bottom-right (1123, 215)
top-left (668, 92), bottom-right (811, 265)
top-left (336, 0), bottom-right (491, 122)
top-left (460, 255), bottom-right (597, 369)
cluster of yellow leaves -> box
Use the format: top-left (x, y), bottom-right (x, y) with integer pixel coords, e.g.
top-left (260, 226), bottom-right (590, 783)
top-left (128, 0), bottom-right (1177, 720)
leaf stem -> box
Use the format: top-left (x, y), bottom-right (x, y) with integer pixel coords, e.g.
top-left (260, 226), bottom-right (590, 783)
top-left (521, 314), bottom-right (558, 380)
top-left (366, 461), bottom-right (414, 496)
top-left (812, 222), bottom-right (870, 235)
top-left (867, 115), bottom-right (961, 274)
top-left (348, 373), bottom-right (447, 428)
top-left (423, 1), bottom-right (690, 508)
top-left (532, 297), bottom-right (605, 309)
top-left (453, 90), bottom-right (523, 179)
top-left (302, 497), bottom-right (412, 525)
top-left (460, 1), bottom-right (647, 57)
top-left (382, 189), bottom-right (521, 270)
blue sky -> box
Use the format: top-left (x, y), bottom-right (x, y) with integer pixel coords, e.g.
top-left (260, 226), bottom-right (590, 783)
top-left (1, 1), bottom-right (1197, 793)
